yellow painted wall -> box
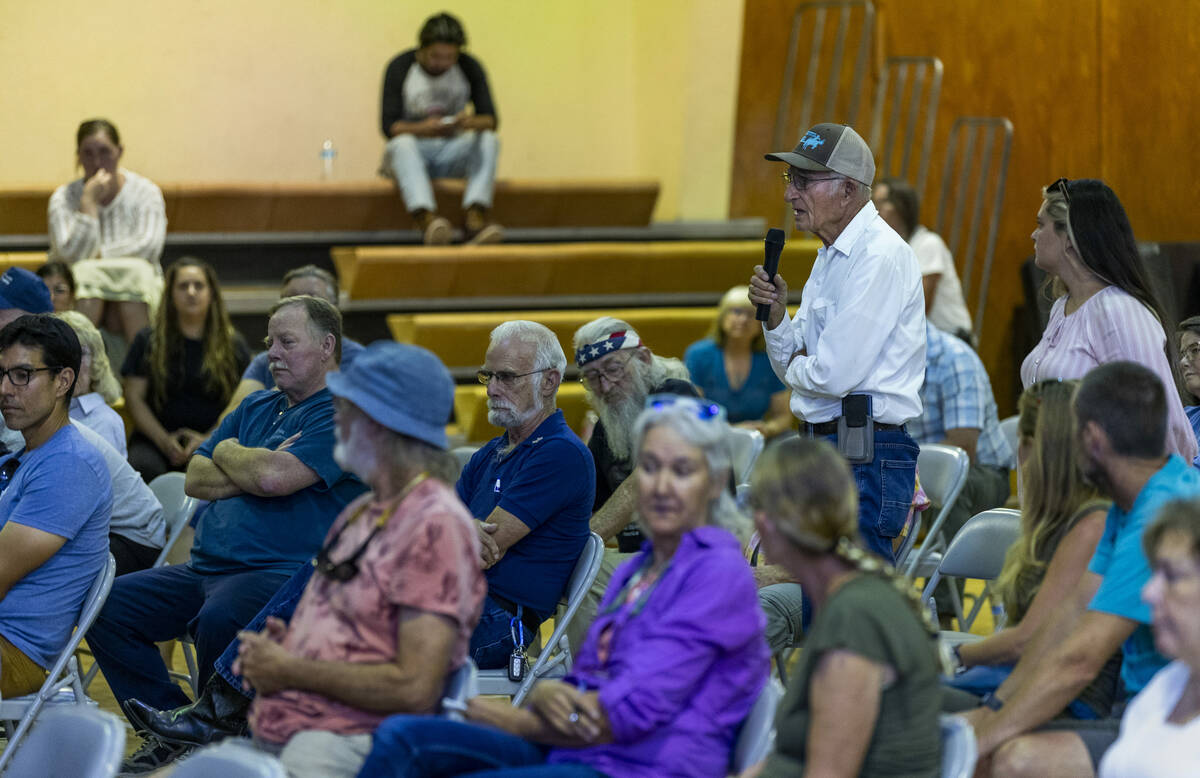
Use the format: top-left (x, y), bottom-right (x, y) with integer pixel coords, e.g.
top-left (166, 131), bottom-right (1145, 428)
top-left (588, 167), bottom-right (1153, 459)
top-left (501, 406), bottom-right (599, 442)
top-left (1, 0), bottom-right (744, 221)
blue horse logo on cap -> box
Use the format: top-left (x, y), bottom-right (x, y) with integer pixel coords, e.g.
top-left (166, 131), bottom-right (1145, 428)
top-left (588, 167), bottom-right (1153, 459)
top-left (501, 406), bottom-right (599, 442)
top-left (800, 131), bottom-right (825, 150)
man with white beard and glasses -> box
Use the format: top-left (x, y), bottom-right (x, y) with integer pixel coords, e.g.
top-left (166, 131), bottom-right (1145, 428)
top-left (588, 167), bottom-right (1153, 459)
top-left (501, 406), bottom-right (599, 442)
top-left (459, 320), bottom-right (593, 667)
top-left (565, 316), bottom-right (698, 652)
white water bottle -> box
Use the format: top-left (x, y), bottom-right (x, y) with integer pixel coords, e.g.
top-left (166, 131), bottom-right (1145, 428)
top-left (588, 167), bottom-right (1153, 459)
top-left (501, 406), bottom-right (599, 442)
top-left (320, 139), bottom-right (337, 180)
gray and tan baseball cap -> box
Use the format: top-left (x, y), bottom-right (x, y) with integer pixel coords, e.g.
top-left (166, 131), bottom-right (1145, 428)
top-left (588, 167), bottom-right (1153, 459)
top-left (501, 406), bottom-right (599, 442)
top-left (765, 122), bottom-right (875, 187)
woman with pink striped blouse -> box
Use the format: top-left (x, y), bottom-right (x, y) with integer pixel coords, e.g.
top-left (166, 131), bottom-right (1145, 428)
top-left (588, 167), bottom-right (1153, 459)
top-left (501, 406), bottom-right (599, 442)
top-left (1020, 178), bottom-right (1197, 463)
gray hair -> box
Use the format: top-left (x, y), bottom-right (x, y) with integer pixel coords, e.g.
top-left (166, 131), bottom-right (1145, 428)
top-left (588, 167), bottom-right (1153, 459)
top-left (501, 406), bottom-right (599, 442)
top-left (269, 295), bottom-right (343, 364)
top-left (490, 320), bottom-right (567, 376)
top-left (631, 401), bottom-right (749, 539)
top-left (56, 310), bottom-right (121, 403)
top-left (281, 265), bottom-right (339, 306)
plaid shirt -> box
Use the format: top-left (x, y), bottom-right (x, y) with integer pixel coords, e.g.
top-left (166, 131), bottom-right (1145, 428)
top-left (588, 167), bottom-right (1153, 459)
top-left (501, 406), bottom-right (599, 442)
top-left (909, 323), bottom-right (1012, 468)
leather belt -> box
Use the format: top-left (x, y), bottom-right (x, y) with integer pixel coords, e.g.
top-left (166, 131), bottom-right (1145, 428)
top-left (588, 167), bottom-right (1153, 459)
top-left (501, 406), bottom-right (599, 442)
top-left (799, 419), bottom-right (905, 436)
top-left (490, 593), bottom-right (542, 636)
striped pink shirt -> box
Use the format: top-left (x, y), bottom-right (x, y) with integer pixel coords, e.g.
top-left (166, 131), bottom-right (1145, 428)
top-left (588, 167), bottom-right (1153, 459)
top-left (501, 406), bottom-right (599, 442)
top-left (1021, 286), bottom-right (1198, 462)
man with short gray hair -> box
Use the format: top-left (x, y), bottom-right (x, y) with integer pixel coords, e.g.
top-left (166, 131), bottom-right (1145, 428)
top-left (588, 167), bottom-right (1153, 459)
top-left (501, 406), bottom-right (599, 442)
top-left (749, 122), bottom-right (925, 562)
top-left (460, 320), bottom-right (593, 667)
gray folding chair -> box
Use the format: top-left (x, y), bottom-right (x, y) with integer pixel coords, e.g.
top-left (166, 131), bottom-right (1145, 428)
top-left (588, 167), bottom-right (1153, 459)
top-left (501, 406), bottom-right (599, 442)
top-left (149, 471), bottom-right (201, 568)
top-left (439, 658), bottom-right (479, 722)
top-left (730, 678), bottom-right (786, 773)
top-left (476, 532), bottom-right (604, 705)
top-left (451, 445), bottom-right (480, 479)
top-left (3, 706), bottom-right (124, 778)
top-left (172, 740), bottom-right (287, 778)
top-left (940, 714), bottom-right (978, 778)
top-left (921, 508), bottom-right (1020, 634)
top-left (728, 427), bottom-right (766, 485)
top-left (0, 554), bottom-right (117, 772)
top-left (902, 444), bottom-right (970, 578)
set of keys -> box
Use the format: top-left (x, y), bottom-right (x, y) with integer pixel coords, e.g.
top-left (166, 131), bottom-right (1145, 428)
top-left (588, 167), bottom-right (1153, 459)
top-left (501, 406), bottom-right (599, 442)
top-left (508, 615), bottom-right (528, 682)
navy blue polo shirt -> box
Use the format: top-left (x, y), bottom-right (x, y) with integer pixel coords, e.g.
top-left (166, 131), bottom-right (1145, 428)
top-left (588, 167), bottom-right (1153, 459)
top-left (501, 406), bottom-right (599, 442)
top-left (457, 410), bottom-right (594, 616)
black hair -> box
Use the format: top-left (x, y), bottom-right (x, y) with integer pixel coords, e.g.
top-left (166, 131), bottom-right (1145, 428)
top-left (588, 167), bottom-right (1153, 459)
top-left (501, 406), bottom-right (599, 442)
top-left (1074, 361), bottom-right (1167, 459)
top-left (76, 118), bottom-right (120, 148)
top-left (876, 177), bottom-right (920, 239)
top-left (0, 314), bottom-right (82, 399)
top-left (419, 12), bottom-right (466, 48)
top-left (36, 261), bottom-right (76, 295)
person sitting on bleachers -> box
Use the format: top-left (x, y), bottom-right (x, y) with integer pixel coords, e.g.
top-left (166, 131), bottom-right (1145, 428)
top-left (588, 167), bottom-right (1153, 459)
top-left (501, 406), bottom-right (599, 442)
top-left (0, 268), bottom-right (57, 455)
top-left (380, 12), bottom-right (503, 246)
top-left (354, 397), bottom-right (767, 778)
top-left (48, 118), bottom-right (166, 346)
top-left (746, 436), bottom-right (944, 777)
top-left (122, 257), bottom-right (250, 482)
top-left (684, 285), bottom-right (791, 438)
top-left (119, 320), bottom-right (592, 761)
top-left (0, 314), bottom-right (110, 697)
top-left (58, 310), bottom-right (126, 455)
top-left (873, 176), bottom-right (974, 340)
top-left (1098, 499), bottom-right (1200, 777)
top-left (566, 316), bottom-right (697, 653)
top-left (943, 379), bottom-right (1119, 717)
top-left (87, 295), bottom-right (366, 772)
top-left (35, 261), bottom-right (76, 313)
top-left (966, 362), bottom-right (1200, 777)
top-left (220, 265), bottom-right (364, 419)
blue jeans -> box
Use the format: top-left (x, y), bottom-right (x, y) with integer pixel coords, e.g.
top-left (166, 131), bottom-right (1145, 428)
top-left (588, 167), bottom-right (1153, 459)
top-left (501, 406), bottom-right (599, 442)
top-left (87, 564), bottom-right (292, 713)
top-left (946, 664), bottom-right (1099, 720)
top-left (213, 561), bottom-right (315, 699)
top-left (356, 716), bottom-right (607, 778)
top-left (823, 427), bottom-right (919, 563)
top-left (470, 596), bottom-right (537, 670)
top-left (382, 130), bottom-right (500, 213)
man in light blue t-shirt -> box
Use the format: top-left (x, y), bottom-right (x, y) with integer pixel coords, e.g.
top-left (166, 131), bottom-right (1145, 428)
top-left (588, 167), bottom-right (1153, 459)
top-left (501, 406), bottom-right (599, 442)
top-left (0, 314), bottom-right (110, 697)
top-left (967, 362), bottom-right (1200, 777)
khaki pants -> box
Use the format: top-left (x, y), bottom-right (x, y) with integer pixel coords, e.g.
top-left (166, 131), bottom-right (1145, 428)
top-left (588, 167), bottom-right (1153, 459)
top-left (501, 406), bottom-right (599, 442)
top-left (0, 633), bottom-right (46, 698)
top-left (565, 548), bottom-right (636, 658)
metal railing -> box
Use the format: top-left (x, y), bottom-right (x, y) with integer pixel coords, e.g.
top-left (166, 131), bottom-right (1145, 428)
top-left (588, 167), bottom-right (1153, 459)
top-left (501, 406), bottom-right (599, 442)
top-left (869, 56), bottom-right (942, 194)
top-left (933, 117), bottom-right (1014, 340)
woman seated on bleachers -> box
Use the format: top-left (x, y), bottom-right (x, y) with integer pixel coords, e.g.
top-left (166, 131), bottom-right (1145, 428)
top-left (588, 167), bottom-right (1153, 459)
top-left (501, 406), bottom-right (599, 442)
top-left (354, 396), bottom-right (768, 778)
top-left (1099, 500), bottom-right (1200, 777)
top-left (58, 310), bottom-right (127, 456)
top-left (36, 260), bottom-right (77, 313)
top-left (684, 285), bottom-right (791, 439)
top-left (122, 258), bottom-right (249, 482)
top-left (744, 437), bottom-right (943, 777)
top-left (1176, 316), bottom-right (1200, 467)
top-left (48, 118), bottom-right (167, 345)
top-left (945, 379), bottom-right (1121, 718)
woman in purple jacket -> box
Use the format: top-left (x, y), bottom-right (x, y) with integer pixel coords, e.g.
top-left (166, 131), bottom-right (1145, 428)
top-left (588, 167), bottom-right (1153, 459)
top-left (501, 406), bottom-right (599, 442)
top-left (355, 395), bottom-right (769, 778)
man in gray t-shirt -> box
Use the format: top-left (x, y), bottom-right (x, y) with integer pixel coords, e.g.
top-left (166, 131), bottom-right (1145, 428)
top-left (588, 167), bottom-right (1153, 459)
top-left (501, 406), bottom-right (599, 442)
top-left (379, 12), bottom-right (502, 246)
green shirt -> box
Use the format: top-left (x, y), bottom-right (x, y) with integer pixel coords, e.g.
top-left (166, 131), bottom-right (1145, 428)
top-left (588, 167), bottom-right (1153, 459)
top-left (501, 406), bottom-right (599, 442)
top-left (762, 574), bottom-right (941, 777)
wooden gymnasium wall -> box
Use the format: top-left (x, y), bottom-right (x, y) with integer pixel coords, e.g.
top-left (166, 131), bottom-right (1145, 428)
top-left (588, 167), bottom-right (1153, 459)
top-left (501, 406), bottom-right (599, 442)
top-left (730, 0), bottom-right (1200, 413)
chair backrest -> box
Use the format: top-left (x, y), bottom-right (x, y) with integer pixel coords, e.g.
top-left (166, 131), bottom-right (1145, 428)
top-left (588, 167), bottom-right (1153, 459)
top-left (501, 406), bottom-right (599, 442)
top-left (440, 657), bottom-right (479, 721)
top-left (940, 714), bottom-right (978, 778)
top-left (730, 678), bottom-right (785, 772)
top-left (4, 706), bottom-right (125, 778)
top-left (727, 427), bottom-right (766, 485)
top-left (149, 472), bottom-right (200, 567)
top-left (921, 508), bottom-right (1021, 604)
top-left (916, 444), bottom-right (970, 510)
top-left (998, 415), bottom-right (1019, 469)
top-left (562, 532), bottom-right (605, 615)
top-left (451, 445), bottom-right (480, 479)
top-left (902, 444), bottom-right (970, 576)
top-left (172, 741), bottom-right (288, 778)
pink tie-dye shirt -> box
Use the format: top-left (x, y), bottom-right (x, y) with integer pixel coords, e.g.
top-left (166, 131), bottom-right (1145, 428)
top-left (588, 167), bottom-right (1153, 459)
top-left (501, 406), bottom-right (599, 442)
top-left (250, 478), bottom-right (485, 745)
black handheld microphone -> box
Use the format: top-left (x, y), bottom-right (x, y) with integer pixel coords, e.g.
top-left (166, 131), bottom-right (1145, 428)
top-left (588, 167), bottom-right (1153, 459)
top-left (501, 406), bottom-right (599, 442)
top-left (757, 228), bottom-right (786, 322)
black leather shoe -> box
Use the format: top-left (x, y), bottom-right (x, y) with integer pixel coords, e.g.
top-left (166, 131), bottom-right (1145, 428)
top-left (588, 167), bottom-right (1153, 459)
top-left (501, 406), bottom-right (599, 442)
top-left (122, 697), bottom-right (247, 747)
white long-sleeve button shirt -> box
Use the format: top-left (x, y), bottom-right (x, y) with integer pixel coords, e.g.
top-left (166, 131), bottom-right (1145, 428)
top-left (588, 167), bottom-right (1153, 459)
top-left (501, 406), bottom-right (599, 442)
top-left (47, 169), bottom-right (166, 266)
top-left (763, 200), bottom-right (926, 425)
